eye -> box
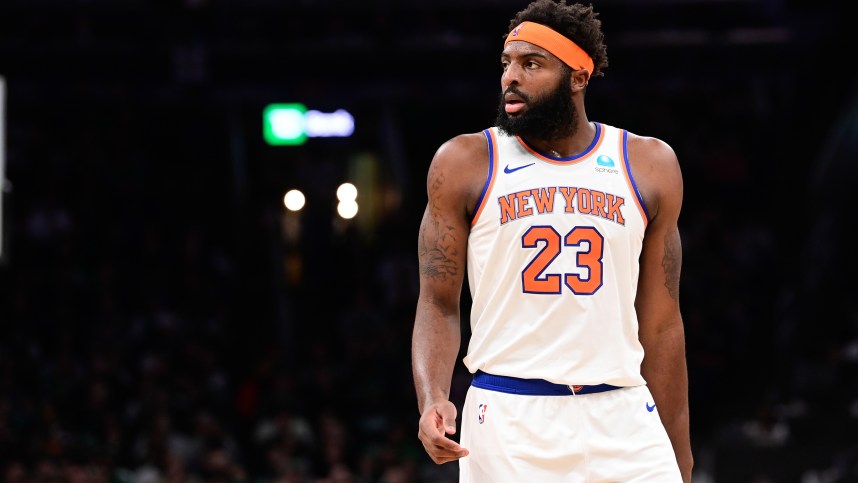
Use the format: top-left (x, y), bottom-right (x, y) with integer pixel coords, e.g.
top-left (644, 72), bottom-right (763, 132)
top-left (525, 60), bottom-right (540, 69)
top-left (501, 60), bottom-right (510, 71)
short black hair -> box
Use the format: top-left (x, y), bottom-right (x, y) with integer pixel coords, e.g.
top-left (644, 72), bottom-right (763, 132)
top-left (506, 0), bottom-right (608, 78)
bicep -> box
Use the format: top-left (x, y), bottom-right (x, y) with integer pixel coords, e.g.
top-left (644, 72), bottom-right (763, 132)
top-left (634, 139), bottom-right (684, 337)
top-left (636, 215), bottom-right (683, 346)
top-left (417, 205), bottom-right (467, 306)
top-left (637, 220), bottom-right (681, 307)
top-left (417, 150), bottom-right (472, 312)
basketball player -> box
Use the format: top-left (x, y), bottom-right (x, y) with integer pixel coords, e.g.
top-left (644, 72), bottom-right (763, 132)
top-left (412, 1), bottom-right (693, 481)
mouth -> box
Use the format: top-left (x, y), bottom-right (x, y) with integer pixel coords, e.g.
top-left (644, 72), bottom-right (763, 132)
top-left (503, 90), bottom-right (527, 114)
top-left (505, 99), bottom-right (525, 114)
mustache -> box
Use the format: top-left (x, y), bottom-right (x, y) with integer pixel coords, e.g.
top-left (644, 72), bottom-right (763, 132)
top-left (503, 86), bottom-right (530, 102)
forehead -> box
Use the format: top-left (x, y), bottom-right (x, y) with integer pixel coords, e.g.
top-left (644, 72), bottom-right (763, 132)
top-left (501, 40), bottom-right (562, 64)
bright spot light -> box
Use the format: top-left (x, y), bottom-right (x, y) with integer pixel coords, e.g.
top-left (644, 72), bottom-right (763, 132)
top-left (337, 200), bottom-right (358, 219)
top-left (283, 189), bottom-right (306, 211)
top-left (270, 110), bottom-right (305, 139)
top-left (336, 182), bottom-right (358, 202)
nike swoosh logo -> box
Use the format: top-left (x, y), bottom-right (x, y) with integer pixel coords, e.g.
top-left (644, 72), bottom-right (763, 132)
top-left (646, 402), bottom-right (656, 412)
top-left (504, 163), bottom-right (535, 174)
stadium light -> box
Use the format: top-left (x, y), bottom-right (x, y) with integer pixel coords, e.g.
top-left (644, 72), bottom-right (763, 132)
top-left (283, 189), bottom-right (306, 211)
top-left (336, 182), bottom-right (357, 202)
top-left (337, 200), bottom-right (358, 219)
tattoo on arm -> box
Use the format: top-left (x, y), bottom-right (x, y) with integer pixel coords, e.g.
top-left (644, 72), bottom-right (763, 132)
top-left (419, 221), bottom-right (459, 283)
top-left (419, 170), bottom-right (461, 285)
top-left (662, 229), bottom-right (681, 300)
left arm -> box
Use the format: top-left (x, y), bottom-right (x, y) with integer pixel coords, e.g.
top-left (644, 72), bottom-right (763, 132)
top-left (630, 135), bottom-right (693, 482)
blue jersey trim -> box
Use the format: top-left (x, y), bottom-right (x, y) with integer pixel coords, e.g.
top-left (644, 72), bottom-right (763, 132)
top-left (472, 370), bottom-right (622, 396)
top-left (519, 122), bottom-right (602, 162)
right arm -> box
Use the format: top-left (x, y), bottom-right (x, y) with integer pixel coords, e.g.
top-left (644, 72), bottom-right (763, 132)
top-left (412, 133), bottom-right (486, 464)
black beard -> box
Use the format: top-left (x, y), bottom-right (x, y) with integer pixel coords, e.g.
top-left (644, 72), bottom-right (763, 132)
top-left (495, 71), bottom-right (577, 142)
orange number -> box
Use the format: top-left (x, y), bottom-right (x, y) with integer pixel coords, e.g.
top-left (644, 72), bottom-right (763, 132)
top-left (521, 226), bottom-right (563, 294)
top-left (564, 226), bottom-right (604, 295)
top-left (521, 225), bottom-right (604, 295)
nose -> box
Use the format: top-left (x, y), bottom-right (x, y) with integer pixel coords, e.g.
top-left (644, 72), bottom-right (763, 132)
top-left (501, 62), bottom-right (523, 88)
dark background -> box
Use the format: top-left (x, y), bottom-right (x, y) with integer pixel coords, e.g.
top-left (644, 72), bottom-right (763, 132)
top-left (1, 0), bottom-right (856, 482)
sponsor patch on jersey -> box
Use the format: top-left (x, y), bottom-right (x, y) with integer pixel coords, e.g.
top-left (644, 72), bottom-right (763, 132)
top-left (595, 155), bottom-right (618, 174)
top-left (596, 155), bottom-right (615, 167)
top-left (478, 403), bottom-right (488, 424)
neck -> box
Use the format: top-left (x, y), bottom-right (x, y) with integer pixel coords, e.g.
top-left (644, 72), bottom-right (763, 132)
top-left (528, 118), bottom-right (595, 158)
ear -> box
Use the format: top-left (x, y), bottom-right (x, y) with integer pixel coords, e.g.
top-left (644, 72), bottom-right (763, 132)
top-left (570, 69), bottom-right (590, 92)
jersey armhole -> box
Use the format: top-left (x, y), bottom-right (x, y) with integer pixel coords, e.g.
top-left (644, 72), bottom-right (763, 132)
top-left (620, 129), bottom-right (650, 226)
top-left (470, 128), bottom-right (498, 227)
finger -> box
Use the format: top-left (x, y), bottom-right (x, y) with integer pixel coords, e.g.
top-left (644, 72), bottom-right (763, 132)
top-left (423, 431), bottom-right (467, 455)
top-left (428, 443), bottom-right (470, 463)
top-left (419, 427), bottom-right (468, 457)
top-left (419, 434), bottom-right (460, 455)
top-left (421, 422), bottom-right (455, 443)
top-left (419, 419), bottom-right (445, 438)
top-left (433, 442), bottom-right (468, 457)
top-left (437, 407), bottom-right (458, 435)
top-left (423, 442), bottom-right (469, 464)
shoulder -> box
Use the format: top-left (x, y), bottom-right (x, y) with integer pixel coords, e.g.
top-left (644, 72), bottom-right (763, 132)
top-left (625, 132), bottom-right (683, 220)
top-left (429, 132), bottom-right (488, 172)
top-left (626, 132), bottom-right (680, 179)
top-left (426, 132), bottom-right (490, 218)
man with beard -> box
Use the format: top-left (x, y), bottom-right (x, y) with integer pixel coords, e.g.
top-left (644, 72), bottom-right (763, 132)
top-left (412, 0), bottom-right (693, 482)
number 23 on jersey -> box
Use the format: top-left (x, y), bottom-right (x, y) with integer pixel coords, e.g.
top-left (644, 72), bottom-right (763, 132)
top-left (521, 225), bottom-right (604, 295)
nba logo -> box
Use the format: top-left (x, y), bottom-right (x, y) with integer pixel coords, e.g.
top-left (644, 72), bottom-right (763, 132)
top-left (512, 25), bottom-right (523, 36)
top-left (478, 404), bottom-right (488, 424)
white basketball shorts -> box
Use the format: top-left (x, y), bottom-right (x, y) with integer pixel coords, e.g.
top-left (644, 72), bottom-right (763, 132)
top-left (459, 371), bottom-right (682, 483)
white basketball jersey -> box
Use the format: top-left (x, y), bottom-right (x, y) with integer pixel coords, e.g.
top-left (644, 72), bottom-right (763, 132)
top-left (464, 123), bottom-right (649, 387)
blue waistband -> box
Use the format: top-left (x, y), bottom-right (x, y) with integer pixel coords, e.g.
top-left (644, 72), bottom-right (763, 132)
top-left (471, 370), bottom-right (622, 396)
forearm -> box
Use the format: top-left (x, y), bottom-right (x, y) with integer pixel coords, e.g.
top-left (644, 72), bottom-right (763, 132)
top-left (412, 297), bottom-right (462, 414)
top-left (641, 321), bottom-right (693, 481)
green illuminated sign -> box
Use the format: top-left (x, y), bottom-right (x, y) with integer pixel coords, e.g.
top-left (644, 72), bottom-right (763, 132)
top-left (263, 103), bottom-right (355, 146)
top-left (263, 103), bottom-right (308, 146)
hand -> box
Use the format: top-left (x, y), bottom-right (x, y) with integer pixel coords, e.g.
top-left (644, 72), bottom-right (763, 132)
top-left (417, 400), bottom-right (470, 464)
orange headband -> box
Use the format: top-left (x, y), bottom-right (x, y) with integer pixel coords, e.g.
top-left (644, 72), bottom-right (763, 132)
top-left (504, 21), bottom-right (594, 74)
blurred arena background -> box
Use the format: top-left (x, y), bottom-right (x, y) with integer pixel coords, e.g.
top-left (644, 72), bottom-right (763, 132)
top-left (0, 0), bottom-right (856, 482)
